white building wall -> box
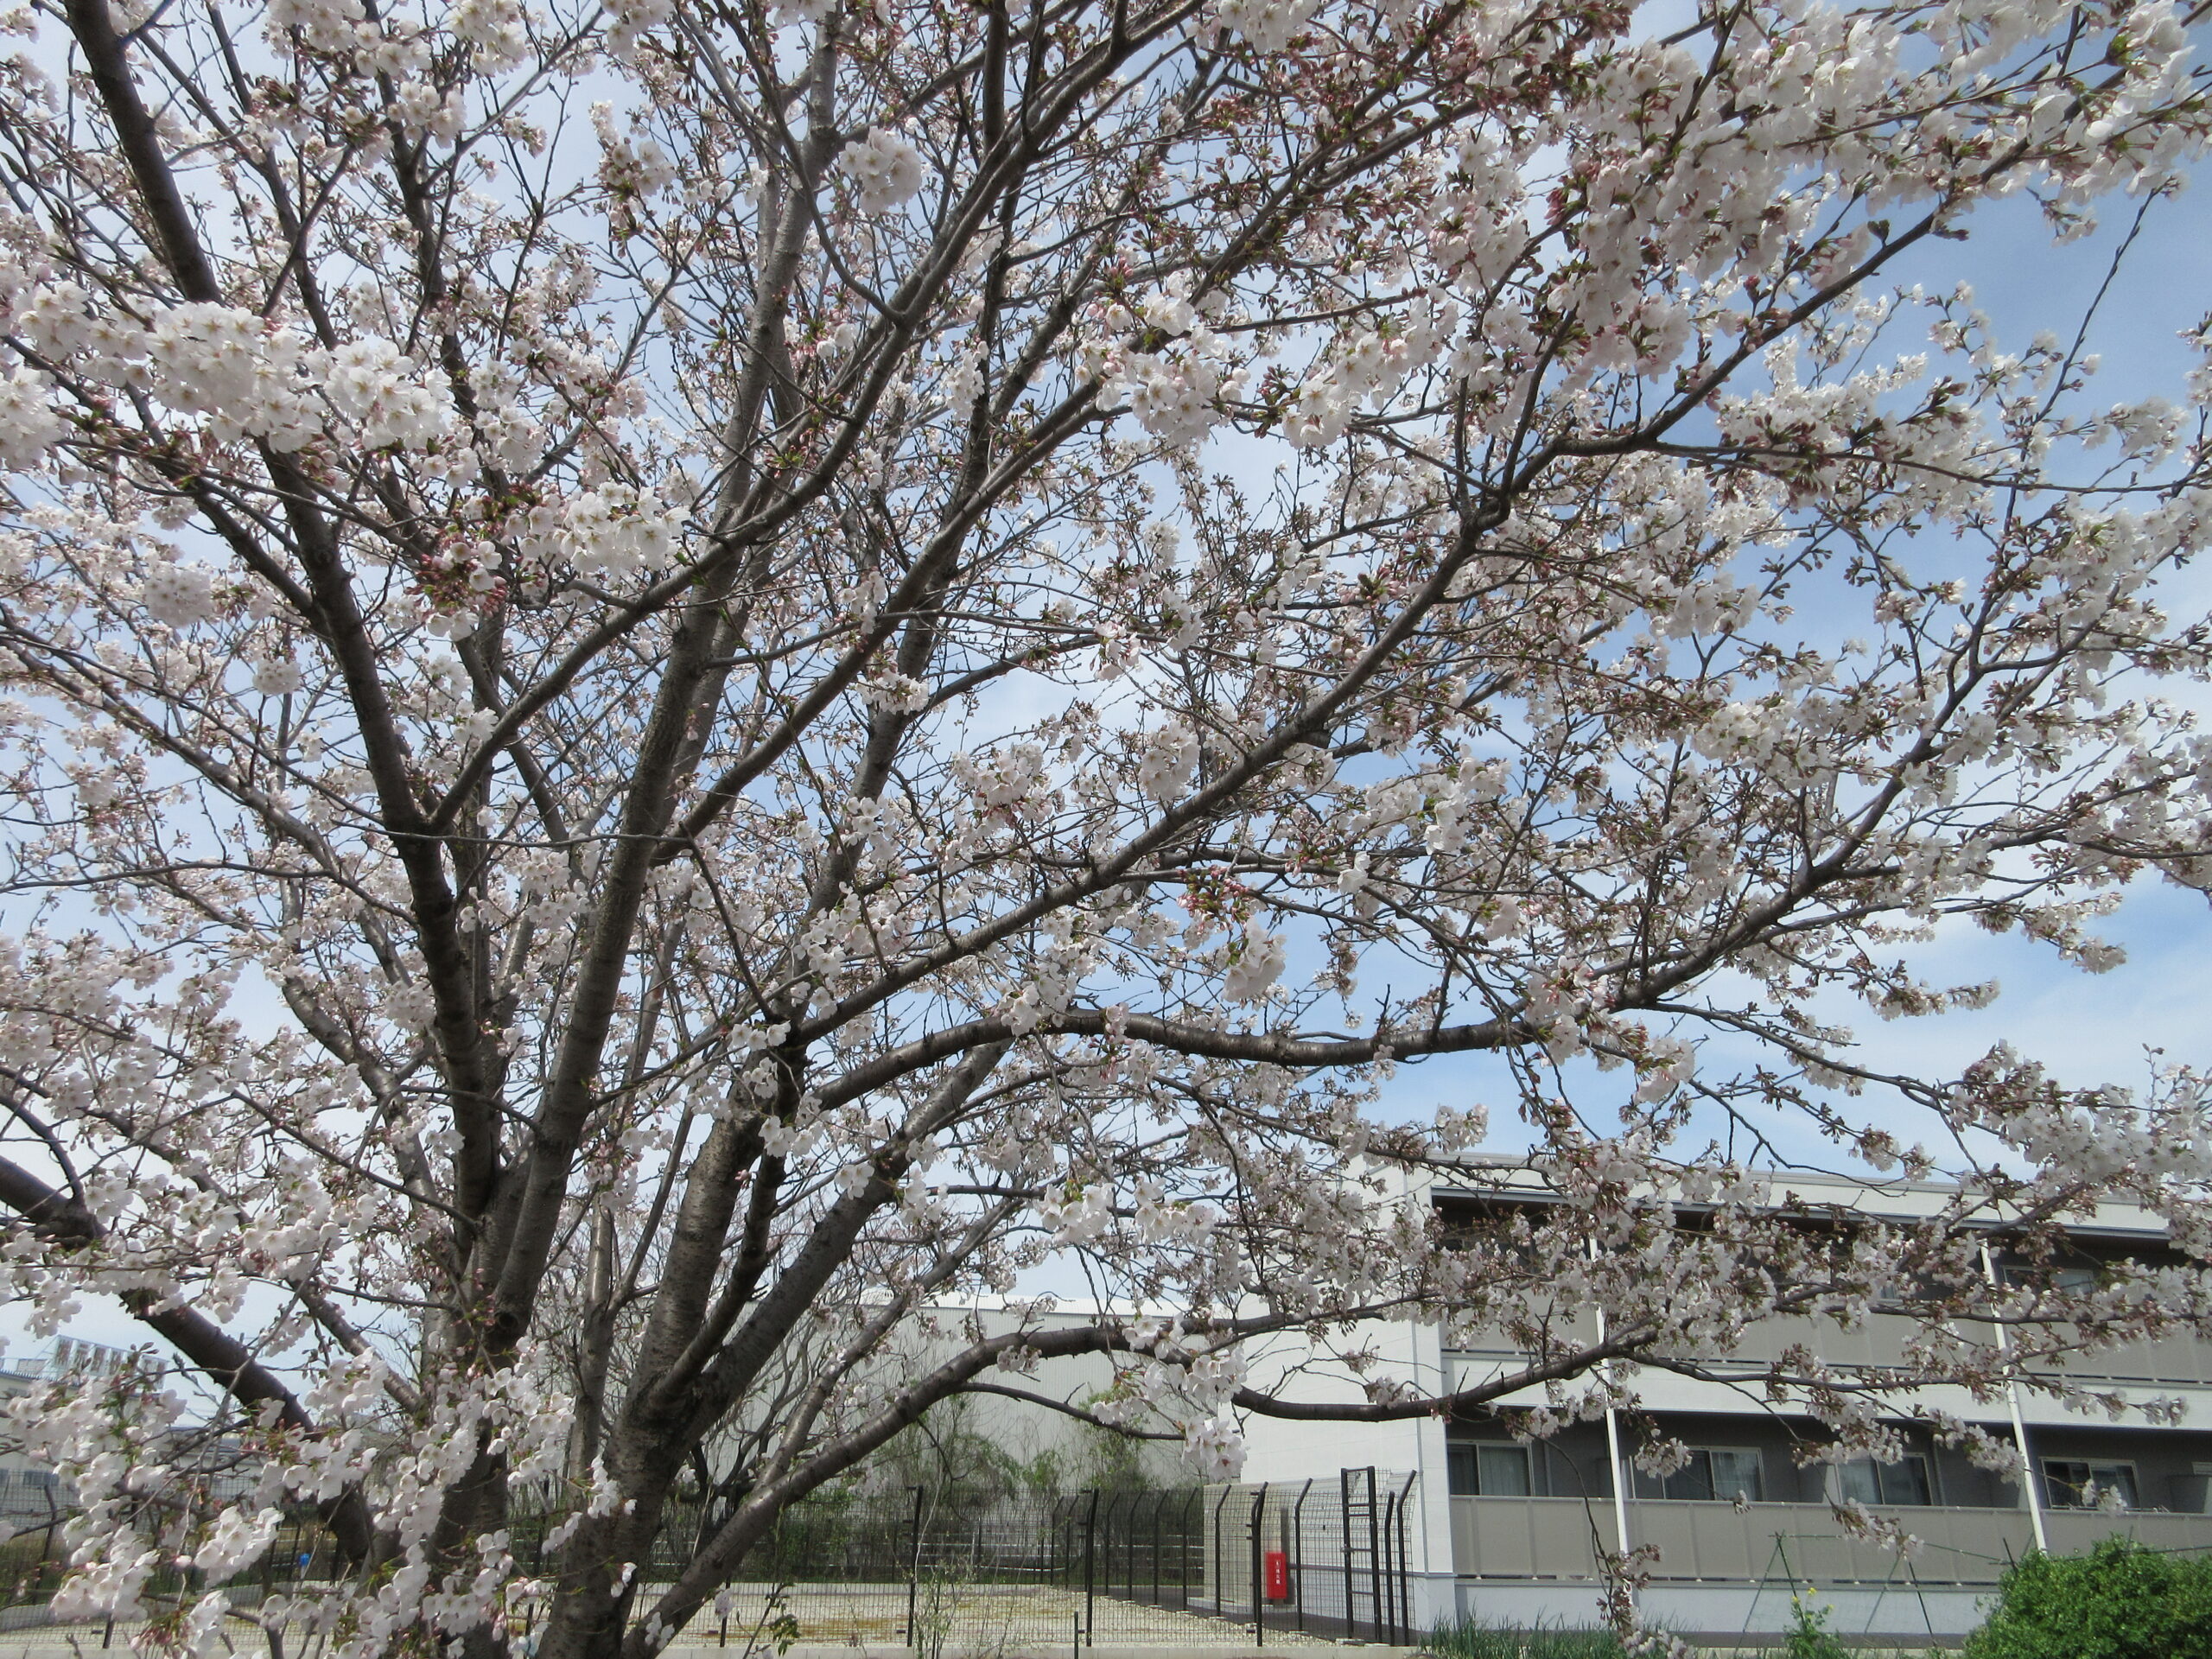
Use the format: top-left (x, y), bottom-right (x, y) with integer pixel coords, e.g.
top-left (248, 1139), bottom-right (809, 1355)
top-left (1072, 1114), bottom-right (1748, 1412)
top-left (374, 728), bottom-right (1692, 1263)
top-left (1233, 1308), bottom-right (1462, 1632)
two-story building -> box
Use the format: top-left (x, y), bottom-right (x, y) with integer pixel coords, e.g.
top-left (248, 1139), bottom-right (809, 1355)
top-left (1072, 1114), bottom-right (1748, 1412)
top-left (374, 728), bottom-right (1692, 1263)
top-left (1233, 1166), bottom-right (2212, 1646)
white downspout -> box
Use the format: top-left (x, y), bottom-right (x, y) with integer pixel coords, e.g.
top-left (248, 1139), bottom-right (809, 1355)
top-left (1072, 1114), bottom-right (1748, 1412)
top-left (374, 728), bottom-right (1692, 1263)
top-left (1589, 1241), bottom-right (1635, 1561)
top-left (1981, 1242), bottom-right (2049, 1553)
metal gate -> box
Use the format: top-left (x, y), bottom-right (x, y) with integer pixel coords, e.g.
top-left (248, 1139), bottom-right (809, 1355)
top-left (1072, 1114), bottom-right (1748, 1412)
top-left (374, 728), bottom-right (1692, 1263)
top-left (1150, 1466), bottom-right (1418, 1645)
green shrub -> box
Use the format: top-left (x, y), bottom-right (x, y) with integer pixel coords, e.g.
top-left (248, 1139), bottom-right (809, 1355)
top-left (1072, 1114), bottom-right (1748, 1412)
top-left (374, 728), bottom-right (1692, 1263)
top-left (1963, 1537), bottom-right (2212, 1659)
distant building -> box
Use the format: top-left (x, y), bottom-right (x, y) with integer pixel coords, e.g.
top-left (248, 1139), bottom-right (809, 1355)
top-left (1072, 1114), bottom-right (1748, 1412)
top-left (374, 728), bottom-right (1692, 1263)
top-left (0, 1339), bottom-right (134, 1524)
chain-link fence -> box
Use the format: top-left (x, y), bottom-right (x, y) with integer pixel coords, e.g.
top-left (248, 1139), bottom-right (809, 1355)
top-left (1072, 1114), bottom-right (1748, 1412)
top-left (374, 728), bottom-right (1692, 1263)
top-left (0, 1469), bottom-right (1421, 1649)
top-left (0, 1498), bottom-right (347, 1630)
top-left (589, 1472), bottom-right (1418, 1649)
top-left (1183, 1469), bottom-right (1422, 1645)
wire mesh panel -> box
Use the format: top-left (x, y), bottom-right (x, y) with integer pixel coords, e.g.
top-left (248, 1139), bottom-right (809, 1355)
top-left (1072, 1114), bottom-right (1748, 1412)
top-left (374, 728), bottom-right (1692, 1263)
top-left (634, 1490), bottom-right (1283, 1651)
top-left (1173, 1471), bottom-right (1418, 1646)
top-left (721, 1494), bottom-right (925, 1648)
top-left (0, 1471), bottom-right (1420, 1650)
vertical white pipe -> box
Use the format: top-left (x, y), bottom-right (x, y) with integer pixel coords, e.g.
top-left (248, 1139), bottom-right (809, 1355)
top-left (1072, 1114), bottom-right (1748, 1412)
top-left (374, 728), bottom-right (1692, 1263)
top-left (1981, 1242), bottom-right (2049, 1553)
top-left (1588, 1241), bottom-right (1635, 1561)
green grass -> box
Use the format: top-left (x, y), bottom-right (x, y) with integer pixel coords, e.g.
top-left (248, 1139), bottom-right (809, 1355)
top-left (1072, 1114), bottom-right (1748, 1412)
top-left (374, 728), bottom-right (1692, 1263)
top-left (1427, 1618), bottom-right (1639, 1659)
top-left (1426, 1611), bottom-right (1968, 1659)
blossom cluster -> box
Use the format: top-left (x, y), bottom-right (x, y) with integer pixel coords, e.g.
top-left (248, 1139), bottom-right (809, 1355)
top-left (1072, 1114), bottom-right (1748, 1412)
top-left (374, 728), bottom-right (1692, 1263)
top-left (0, 2), bottom-right (2205, 1657)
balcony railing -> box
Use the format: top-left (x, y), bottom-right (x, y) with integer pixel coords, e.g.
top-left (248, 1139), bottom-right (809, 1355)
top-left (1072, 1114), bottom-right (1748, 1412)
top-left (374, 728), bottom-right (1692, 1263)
top-left (1448, 1320), bottom-right (2212, 1389)
top-left (1449, 1496), bottom-right (2212, 1586)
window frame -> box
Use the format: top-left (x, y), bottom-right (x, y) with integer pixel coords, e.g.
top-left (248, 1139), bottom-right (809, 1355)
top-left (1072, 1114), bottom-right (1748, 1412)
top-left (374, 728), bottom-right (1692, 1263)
top-left (1834, 1454), bottom-right (1933, 1507)
top-left (2041, 1458), bottom-right (2139, 1510)
top-left (1646, 1446), bottom-right (1767, 1503)
top-left (1446, 1440), bottom-right (1535, 1497)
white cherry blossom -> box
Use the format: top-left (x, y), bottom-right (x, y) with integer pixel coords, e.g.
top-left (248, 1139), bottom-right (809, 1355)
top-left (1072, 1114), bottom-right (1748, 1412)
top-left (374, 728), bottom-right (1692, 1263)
top-left (0, 1), bottom-right (2203, 1656)
top-left (841, 127), bottom-right (925, 215)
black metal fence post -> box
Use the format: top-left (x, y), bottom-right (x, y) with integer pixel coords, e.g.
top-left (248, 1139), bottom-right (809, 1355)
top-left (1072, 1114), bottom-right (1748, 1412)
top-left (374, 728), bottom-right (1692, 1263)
top-left (1083, 1489), bottom-right (1098, 1645)
top-left (1364, 1465), bottom-right (1382, 1643)
top-left (904, 1484), bottom-right (924, 1648)
top-left (1380, 1484), bottom-right (1399, 1645)
top-left (1338, 1469), bottom-right (1352, 1640)
top-left (1249, 1483), bottom-right (1268, 1646)
top-left (1290, 1478), bottom-right (1313, 1633)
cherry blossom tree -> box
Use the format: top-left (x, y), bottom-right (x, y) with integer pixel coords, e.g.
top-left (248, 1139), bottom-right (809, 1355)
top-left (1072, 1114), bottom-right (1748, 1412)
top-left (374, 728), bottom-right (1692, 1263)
top-left (0, 0), bottom-right (2209, 1652)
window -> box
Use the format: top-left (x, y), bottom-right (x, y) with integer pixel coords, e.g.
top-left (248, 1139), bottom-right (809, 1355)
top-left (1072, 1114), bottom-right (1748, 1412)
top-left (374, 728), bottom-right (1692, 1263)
top-left (1836, 1456), bottom-right (1933, 1506)
top-left (1448, 1442), bottom-right (1534, 1497)
top-left (1659, 1448), bottom-right (1764, 1503)
top-left (2044, 1459), bottom-right (2138, 1510)
top-left (1997, 1259), bottom-right (2101, 1292)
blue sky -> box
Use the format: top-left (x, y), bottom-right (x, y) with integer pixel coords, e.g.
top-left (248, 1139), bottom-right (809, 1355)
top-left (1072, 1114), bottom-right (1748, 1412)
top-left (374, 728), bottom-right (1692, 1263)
top-left (1367, 174), bottom-right (2212, 1172)
top-left (8, 28), bottom-right (2210, 1365)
